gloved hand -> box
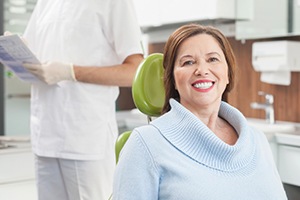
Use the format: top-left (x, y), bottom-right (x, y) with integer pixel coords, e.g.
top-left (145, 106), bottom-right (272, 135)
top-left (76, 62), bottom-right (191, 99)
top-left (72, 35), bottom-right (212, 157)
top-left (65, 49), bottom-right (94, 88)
top-left (4, 31), bottom-right (12, 36)
top-left (23, 61), bottom-right (77, 85)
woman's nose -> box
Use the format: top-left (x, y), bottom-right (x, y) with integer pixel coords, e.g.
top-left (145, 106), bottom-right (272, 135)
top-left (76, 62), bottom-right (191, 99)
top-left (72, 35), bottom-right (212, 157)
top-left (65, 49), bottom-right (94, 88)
top-left (194, 62), bottom-right (209, 76)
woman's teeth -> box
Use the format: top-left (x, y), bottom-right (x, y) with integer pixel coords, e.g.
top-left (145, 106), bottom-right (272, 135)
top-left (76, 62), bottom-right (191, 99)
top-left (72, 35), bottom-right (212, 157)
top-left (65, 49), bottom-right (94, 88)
top-left (193, 82), bottom-right (213, 89)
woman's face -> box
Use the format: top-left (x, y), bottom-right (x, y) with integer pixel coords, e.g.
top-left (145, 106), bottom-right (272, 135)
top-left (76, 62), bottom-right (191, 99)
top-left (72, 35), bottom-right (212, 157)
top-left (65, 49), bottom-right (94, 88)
top-left (174, 34), bottom-right (229, 111)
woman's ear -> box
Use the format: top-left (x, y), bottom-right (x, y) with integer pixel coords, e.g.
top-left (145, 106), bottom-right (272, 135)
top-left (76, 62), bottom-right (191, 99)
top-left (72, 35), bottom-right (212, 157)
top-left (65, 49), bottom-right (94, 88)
top-left (226, 73), bottom-right (230, 84)
top-left (174, 81), bottom-right (178, 90)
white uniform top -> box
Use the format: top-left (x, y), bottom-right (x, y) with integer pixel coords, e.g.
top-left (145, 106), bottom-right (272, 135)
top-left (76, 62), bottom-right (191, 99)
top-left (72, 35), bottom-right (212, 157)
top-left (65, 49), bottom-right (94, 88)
top-left (23, 0), bottom-right (143, 160)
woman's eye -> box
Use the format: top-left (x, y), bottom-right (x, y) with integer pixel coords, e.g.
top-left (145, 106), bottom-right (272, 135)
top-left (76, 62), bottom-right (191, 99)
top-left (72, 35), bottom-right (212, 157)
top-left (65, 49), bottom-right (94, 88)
top-left (208, 57), bottom-right (219, 62)
top-left (182, 60), bottom-right (194, 66)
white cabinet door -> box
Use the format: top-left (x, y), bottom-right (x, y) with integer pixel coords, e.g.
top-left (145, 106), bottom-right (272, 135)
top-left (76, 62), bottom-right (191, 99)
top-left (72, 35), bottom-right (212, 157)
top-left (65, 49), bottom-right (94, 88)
top-left (0, 150), bottom-right (35, 183)
top-left (236, 0), bottom-right (288, 39)
top-left (132, 0), bottom-right (161, 27)
top-left (159, 0), bottom-right (236, 25)
top-left (278, 145), bottom-right (300, 186)
top-left (293, 0), bottom-right (300, 34)
top-left (269, 141), bottom-right (278, 167)
top-left (133, 0), bottom-right (250, 28)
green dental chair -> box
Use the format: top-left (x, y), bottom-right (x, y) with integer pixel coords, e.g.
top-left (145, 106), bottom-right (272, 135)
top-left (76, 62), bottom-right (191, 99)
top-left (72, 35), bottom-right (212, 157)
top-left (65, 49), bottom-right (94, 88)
top-left (108, 53), bottom-right (165, 200)
top-left (115, 53), bottom-right (165, 163)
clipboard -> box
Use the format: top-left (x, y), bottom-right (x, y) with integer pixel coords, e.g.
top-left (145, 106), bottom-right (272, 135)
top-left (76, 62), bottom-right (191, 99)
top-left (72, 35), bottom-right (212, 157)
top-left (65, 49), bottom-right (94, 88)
top-left (0, 34), bottom-right (40, 82)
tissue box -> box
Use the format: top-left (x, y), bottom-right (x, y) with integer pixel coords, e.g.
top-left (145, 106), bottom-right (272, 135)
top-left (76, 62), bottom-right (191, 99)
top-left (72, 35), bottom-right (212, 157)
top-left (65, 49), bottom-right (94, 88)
top-left (252, 41), bottom-right (300, 72)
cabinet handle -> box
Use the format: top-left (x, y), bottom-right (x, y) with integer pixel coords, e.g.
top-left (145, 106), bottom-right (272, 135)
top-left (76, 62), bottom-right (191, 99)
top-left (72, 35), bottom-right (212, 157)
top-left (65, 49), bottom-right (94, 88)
top-left (7, 94), bottom-right (31, 99)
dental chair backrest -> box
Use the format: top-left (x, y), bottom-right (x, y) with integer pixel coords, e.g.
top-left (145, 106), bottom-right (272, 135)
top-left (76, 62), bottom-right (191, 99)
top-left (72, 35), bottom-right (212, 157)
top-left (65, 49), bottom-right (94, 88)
top-left (115, 53), bottom-right (165, 163)
top-left (132, 53), bottom-right (165, 120)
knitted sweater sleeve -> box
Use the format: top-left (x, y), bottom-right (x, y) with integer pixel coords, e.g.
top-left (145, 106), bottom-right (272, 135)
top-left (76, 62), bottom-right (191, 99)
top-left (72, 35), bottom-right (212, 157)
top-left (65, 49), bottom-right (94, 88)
top-left (113, 128), bottom-right (160, 200)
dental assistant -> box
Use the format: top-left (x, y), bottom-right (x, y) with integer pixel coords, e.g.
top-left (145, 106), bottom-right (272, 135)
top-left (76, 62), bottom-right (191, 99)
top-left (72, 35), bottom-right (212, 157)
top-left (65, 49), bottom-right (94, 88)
top-left (22, 0), bottom-right (144, 199)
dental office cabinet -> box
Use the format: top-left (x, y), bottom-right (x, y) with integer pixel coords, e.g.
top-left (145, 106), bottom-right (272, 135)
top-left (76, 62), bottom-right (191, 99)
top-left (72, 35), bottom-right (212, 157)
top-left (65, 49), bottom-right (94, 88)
top-left (0, 139), bottom-right (37, 200)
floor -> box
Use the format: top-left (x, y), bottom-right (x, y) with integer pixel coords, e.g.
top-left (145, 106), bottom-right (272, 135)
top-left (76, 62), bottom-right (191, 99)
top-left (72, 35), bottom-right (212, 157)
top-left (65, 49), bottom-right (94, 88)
top-left (0, 180), bottom-right (37, 200)
top-left (284, 183), bottom-right (300, 200)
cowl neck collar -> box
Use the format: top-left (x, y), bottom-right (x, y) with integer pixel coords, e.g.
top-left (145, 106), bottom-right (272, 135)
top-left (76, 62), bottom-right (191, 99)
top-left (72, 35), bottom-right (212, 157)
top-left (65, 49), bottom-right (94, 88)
top-left (151, 99), bottom-right (256, 172)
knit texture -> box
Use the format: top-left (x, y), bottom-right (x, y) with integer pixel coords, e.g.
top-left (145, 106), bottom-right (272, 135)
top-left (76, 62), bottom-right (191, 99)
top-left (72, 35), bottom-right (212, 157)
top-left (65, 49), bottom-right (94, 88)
top-left (152, 99), bottom-right (255, 172)
top-left (113, 99), bottom-right (287, 200)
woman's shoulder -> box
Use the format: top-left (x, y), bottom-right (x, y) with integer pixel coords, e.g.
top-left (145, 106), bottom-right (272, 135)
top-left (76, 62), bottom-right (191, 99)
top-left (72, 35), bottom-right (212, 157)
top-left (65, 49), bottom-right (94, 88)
top-left (132, 124), bottom-right (163, 143)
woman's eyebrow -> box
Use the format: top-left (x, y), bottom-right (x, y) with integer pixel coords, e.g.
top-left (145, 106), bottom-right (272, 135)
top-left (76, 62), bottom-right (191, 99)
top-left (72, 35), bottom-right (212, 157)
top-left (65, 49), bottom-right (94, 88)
top-left (178, 54), bottom-right (193, 60)
top-left (207, 51), bottom-right (221, 57)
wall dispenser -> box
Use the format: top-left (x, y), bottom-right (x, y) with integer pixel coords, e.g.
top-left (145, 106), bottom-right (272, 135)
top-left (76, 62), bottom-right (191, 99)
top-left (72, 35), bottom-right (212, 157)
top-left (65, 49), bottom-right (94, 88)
top-left (252, 40), bottom-right (300, 85)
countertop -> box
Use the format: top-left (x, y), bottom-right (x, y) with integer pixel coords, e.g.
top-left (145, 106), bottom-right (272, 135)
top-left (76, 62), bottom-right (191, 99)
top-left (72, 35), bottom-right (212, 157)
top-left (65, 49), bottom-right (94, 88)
top-left (0, 135), bottom-right (31, 154)
top-left (248, 118), bottom-right (300, 147)
top-left (276, 131), bottom-right (300, 147)
top-left (116, 109), bottom-right (148, 130)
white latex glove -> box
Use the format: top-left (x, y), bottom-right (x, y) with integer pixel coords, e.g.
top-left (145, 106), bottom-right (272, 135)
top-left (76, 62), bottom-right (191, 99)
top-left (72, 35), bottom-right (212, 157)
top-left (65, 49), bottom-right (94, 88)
top-left (4, 31), bottom-right (12, 36)
top-left (23, 61), bottom-right (76, 85)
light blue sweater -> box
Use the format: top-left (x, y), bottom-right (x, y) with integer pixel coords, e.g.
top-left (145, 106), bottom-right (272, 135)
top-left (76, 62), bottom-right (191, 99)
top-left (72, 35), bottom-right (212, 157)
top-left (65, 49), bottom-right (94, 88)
top-left (113, 99), bottom-right (287, 200)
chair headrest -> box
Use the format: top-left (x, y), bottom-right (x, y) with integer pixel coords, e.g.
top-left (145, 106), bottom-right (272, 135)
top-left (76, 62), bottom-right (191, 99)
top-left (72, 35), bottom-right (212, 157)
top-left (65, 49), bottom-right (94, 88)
top-left (132, 53), bottom-right (165, 117)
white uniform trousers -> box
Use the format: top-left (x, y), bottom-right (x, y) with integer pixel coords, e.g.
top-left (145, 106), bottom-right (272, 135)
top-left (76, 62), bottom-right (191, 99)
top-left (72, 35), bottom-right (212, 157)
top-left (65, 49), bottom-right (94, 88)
top-left (35, 155), bottom-right (115, 200)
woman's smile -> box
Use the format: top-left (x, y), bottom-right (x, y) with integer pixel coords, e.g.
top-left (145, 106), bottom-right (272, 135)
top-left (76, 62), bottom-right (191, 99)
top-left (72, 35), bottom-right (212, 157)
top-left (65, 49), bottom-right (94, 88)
top-left (192, 80), bottom-right (215, 91)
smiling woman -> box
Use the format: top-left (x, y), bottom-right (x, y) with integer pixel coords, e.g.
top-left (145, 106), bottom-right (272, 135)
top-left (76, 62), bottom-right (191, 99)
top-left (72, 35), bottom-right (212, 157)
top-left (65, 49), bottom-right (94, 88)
top-left (173, 34), bottom-right (229, 116)
top-left (112, 23), bottom-right (288, 200)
